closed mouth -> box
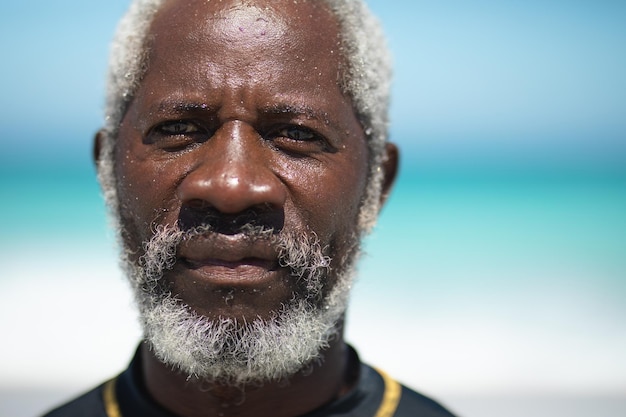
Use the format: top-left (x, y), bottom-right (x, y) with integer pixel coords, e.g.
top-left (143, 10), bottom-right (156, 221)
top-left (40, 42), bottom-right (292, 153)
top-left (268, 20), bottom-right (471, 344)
top-left (174, 234), bottom-right (282, 285)
top-left (181, 257), bottom-right (278, 270)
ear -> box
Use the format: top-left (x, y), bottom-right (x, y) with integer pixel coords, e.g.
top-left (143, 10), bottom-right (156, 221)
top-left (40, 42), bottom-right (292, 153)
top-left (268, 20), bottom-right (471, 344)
top-left (379, 142), bottom-right (399, 208)
top-left (93, 129), bottom-right (106, 166)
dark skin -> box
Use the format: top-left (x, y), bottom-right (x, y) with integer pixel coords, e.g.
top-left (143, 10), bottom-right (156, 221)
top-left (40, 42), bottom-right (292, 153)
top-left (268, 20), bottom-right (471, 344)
top-left (94, 0), bottom-right (398, 416)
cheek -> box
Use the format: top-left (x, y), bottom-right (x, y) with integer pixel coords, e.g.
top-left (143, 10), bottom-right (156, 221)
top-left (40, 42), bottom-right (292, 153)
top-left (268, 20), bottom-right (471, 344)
top-left (282, 152), bottom-right (368, 239)
top-left (114, 142), bottom-right (182, 243)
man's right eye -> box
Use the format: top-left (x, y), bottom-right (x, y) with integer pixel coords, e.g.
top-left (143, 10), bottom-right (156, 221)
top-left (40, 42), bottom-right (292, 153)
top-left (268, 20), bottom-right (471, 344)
top-left (158, 121), bottom-right (200, 135)
top-left (145, 121), bottom-right (208, 150)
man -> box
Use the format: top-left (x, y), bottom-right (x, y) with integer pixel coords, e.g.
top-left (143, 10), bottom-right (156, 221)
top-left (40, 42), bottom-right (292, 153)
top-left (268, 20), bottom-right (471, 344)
top-left (45, 0), bottom-right (456, 416)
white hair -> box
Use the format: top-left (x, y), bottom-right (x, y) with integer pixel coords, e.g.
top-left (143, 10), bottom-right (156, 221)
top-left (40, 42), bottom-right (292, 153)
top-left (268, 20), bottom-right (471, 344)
top-left (99, 0), bottom-right (392, 233)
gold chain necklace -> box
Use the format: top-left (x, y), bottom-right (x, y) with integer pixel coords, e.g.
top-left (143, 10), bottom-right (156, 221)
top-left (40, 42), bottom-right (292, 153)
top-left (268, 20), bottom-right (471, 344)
top-left (373, 368), bottom-right (402, 417)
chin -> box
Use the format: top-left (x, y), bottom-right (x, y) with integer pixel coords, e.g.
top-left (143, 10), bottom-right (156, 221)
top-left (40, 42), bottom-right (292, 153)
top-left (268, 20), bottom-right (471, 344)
top-left (136, 265), bottom-right (355, 385)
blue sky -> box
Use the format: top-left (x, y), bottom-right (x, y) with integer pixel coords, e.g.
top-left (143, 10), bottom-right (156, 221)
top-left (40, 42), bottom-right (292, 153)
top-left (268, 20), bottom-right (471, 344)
top-left (1, 0), bottom-right (625, 172)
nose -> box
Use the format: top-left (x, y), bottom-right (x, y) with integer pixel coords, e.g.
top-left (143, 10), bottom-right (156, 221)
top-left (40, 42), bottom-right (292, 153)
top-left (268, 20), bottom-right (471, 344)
top-left (176, 121), bottom-right (286, 215)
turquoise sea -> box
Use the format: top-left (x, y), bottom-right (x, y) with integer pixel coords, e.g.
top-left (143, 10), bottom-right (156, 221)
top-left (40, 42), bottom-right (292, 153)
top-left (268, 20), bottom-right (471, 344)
top-left (1, 143), bottom-right (625, 416)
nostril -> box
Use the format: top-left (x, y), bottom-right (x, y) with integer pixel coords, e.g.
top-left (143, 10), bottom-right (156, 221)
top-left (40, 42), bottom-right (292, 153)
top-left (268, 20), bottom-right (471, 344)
top-left (187, 199), bottom-right (211, 210)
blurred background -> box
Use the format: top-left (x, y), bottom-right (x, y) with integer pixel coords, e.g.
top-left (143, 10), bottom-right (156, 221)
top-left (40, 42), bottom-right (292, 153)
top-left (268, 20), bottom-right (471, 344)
top-left (1, 0), bottom-right (625, 416)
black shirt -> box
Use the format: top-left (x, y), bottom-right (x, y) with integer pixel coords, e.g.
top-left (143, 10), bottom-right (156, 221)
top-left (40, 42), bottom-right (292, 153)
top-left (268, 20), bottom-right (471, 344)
top-left (43, 346), bottom-right (456, 417)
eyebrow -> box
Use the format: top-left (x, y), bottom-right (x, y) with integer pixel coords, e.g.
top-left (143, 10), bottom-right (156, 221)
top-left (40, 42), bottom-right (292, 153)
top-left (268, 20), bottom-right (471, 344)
top-left (151, 100), bottom-right (335, 127)
top-left (259, 103), bottom-right (332, 127)
top-left (154, 101), bottom-right (219, 116)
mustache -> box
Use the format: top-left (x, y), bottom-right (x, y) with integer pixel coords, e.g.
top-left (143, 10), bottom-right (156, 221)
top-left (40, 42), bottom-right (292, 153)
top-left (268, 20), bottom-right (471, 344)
top-left (139, 221), bottom-right (331, 293)
top-left (181, 223), bottom-right (277, 242)
top-left (178, 206), bottom-right (284, 236)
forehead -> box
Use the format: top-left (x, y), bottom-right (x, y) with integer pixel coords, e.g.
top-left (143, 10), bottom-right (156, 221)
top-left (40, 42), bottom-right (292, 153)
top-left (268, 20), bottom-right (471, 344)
top-left (148, 0), bottom-right (342, 70)
top-left (131, 0), bottom-right (356, 135)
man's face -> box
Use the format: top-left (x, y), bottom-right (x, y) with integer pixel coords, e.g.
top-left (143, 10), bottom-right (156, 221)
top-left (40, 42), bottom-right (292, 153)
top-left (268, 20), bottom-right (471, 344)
top-left (108, 0), bottom-right (370, 374)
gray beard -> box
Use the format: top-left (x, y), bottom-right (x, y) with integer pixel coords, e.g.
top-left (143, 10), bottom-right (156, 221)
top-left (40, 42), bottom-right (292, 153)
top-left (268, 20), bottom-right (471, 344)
top-left (121, 223), bottom-right (359, 386)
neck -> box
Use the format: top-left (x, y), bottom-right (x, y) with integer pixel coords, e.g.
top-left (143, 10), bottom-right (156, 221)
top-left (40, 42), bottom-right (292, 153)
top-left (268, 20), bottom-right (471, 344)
top-left (141, 336), bottom-right (354, 417)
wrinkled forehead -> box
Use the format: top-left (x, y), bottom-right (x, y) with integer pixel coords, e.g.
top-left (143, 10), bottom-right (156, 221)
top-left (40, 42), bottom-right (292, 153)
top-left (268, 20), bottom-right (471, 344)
top-left (148, 0), bottom-right (342, 62)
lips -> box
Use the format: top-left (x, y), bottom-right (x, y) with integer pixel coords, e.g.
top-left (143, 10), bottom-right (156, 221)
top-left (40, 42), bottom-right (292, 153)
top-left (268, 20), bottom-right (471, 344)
top-left (184, 257), bottom-right (276, 270)
top-left (176, 233), bottom-right (281, 284)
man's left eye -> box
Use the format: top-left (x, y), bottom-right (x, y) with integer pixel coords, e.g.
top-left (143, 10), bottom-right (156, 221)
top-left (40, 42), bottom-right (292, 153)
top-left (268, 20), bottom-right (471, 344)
top-left (277, 126), bottom-right (317, 141)
top-left (159, 121), bottom-right (200, 135)
top-left (267, 125), bottom-right (329, 155)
